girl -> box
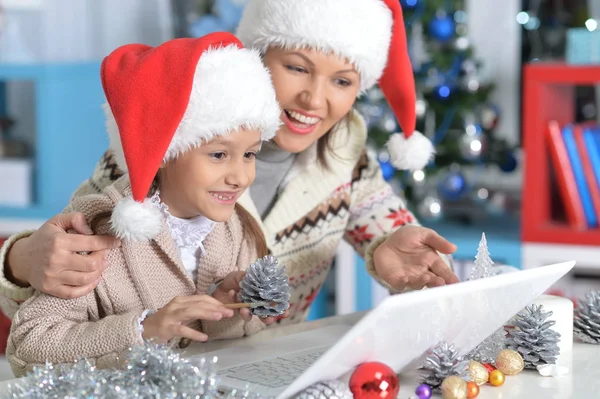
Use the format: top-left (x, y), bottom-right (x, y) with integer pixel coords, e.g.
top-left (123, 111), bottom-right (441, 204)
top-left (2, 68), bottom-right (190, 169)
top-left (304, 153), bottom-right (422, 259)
top-left (6, 32), bottom-right (281, 377)
top-left (0, 0), bottom-right (459, 325)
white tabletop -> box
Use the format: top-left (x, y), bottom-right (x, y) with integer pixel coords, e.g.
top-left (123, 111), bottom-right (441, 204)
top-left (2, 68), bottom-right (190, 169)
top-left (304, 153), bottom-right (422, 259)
top-left (0, 312), bottom-right (598, 398)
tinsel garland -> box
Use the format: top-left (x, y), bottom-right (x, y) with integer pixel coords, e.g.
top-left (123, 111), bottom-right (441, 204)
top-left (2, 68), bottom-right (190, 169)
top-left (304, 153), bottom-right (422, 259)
top-left (4, 342), bottom-right (264, 399)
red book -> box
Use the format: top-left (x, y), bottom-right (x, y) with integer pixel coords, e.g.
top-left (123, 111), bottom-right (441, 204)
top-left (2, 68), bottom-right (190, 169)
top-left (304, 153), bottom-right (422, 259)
top-left (546, 121), bottom-right (586, 229)
top-left (573, 125), bottom-right (600, 225)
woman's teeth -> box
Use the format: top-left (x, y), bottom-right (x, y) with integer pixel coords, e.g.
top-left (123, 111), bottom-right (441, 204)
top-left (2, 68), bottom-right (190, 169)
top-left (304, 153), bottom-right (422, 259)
top-left (286, 110), bottom-right (320, 125)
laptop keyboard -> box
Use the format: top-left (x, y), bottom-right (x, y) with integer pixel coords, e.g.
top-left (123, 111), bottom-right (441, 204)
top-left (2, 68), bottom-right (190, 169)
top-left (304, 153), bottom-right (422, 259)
top-left (218, 347), bottom-right (327, 388)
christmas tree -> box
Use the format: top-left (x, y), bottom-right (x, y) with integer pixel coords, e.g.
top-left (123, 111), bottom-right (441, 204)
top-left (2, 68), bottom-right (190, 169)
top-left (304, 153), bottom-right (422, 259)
top-left (468, 233), bottom-right (495, 280)
top-left (359, 0), bottom-right (519, 223)
top-left (467, 232), bottom-right (505, 363)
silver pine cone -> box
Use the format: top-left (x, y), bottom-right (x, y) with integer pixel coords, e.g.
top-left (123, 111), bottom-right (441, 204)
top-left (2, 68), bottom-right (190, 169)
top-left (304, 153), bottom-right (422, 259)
top-left (574, 290), bottom-right (600, 344)
top-left (238, 255), bottom-right (291, 317)
top-left (293, 380), bottom-right (353, 399)
top-left (506, 304), bottom-right (561, 368)
top-left (420, 341), bottom-right (470, 392)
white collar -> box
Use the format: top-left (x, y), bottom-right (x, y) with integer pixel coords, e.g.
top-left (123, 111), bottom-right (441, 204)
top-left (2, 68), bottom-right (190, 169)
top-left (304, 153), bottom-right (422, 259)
top-left (150, 191), bottom-right (216, 254)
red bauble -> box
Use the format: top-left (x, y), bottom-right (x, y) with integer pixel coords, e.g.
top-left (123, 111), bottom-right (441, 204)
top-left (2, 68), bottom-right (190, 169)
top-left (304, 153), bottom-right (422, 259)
top-left (349, 362), bottom-right (399, 399)
top-left (483, 363), bottom-right (496, 373)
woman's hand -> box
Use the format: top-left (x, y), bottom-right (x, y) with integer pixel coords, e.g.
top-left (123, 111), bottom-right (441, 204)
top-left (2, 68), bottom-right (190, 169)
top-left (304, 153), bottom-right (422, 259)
top-left (141, 295), bottom-right (233, 343)
top-left (373, 225), bottom-right (459, 291)
top-left (6, 212), bottom-right (120, 299)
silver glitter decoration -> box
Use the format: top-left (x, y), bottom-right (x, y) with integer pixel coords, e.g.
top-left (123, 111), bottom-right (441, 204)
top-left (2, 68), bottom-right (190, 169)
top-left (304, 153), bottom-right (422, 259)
top-left (293, 380), bottom-right (352, 399)
top-left (467, 327), bottom-right (506, 365)
top-left (238, 255), bottom-right (291, 317)
top-left (506, 304), bottom-right (561, 369)
top-left (573, 290), bottom-right (600, 344)
top-left (468, 233), bottom-right (495, 280)
top-left (420, 342), bottom-right (470, 392)
top-left (466, 233), bottom-right (505, 364)
top-left (5, 341), bottom-right (254, 398)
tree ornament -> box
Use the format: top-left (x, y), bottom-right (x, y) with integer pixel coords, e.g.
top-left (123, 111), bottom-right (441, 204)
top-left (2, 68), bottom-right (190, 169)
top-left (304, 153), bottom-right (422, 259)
top-left (506, 304), bottom-right (561, 368)
top-left (415, 383), bottom-right (432, 399)
top-left (495, 349), bottom-right (524, 375)
top-left (438, 168), bottom-right (468, 201)
top-left (488, 370), bottom-right (505, 386)
top-left (441, 376), bottom-right (467, 399)
top-left (349, 362), bottom-right (399, 399)
top-left (466, 361), bottom-right (488, 386)
top-left (417, 195), bottom-right (444, 222)
top-left (238, 255), bottom-right (291, 317)
top-left (468, 233), bottom-right (495, 279)
top-left (294, 380), bottom-right (353, 399)
top-left (466, 381), bottom-right (479, 398)
top-left (400, 0), bottom-right (421, 10)
top-left (483, 363), bottom-right (495, 373)
top-left (573, 290), bottom-right (600, 344)
top-left (428, 10), bottom-right (456, 42)
top-left (467, 233), bottom-right (506, 364)
top-left (420, 342), bottom-right (470, 392)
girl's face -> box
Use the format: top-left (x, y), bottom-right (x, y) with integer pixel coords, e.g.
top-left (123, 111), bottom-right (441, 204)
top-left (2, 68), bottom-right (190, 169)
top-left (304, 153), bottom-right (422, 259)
top-left (263, 47), bottom-right (360, 153)
top-left (159, 128), bottom-right (261, 222)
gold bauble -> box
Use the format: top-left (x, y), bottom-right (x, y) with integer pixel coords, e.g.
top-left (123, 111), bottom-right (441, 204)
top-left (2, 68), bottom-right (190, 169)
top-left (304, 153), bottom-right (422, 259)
top-left (489, 370), bottom-right (506, 386)
top-left (495, 349), bottom-right (524, 375)
top-left (441, 376), bottom-right (468, 399)
top-left (467, 360), bottom-right (489, 385)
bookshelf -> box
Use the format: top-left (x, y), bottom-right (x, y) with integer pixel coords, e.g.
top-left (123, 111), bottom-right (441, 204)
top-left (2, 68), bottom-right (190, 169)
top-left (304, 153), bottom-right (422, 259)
top-left (0, 62), bottom-right (108, 236)
top-left (521, 62), bottom-right (600, 246)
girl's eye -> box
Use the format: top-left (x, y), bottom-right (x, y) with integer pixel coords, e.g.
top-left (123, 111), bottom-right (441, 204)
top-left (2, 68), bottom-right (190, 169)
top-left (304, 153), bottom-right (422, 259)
top-left (244, 152), bottom-right (257, 159)
top-left (334, 78), bottom-right (352, 87)
top-left (210, 152), bottom-right (226, 160)
top-left (286, 65), bottom-right (308, 74)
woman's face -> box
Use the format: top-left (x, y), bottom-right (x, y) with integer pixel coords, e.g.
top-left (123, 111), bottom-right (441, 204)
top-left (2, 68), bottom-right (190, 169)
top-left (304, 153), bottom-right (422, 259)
top-left (158, 128), bottom-right (261, 222)
top-left (263, 46), bottom-right (360, 153)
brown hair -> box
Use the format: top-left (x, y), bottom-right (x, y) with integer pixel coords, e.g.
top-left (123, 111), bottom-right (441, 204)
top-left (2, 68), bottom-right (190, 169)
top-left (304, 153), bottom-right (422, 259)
top-left (89, 175), bottom-right (268, 258)
top-left (315, 112), bottom-right (352, 170)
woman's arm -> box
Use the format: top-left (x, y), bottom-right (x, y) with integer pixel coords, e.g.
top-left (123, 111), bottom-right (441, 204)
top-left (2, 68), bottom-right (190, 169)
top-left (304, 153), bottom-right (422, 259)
top-left (0, 153), bottom-right (124, 315)
top-left (343, 151), bottom-right (455, 289)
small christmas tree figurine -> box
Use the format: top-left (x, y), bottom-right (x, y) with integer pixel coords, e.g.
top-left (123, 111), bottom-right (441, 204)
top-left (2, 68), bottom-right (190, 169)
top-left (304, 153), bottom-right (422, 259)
top-left (468, 232), bottom-right (495, 280)
top-left (506, 304), bottom-right (561, 368)
top-left (467, 233), bottom-right (505, 363)
top-left (238, 255), bottom-right (291, 318)
top-left (420, 342), bottom-right (470, 392)
top-left (573, 290), bottom-right (600, 344)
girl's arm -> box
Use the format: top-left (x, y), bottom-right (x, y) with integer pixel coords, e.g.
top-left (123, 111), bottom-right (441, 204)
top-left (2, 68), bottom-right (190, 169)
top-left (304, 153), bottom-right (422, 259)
top-left (6, 289), bottom-right (145, 377)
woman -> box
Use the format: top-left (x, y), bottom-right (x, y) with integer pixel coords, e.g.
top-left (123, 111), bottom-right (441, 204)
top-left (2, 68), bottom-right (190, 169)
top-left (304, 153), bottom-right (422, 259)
top-left (0, 0), bottom-right (458, 324)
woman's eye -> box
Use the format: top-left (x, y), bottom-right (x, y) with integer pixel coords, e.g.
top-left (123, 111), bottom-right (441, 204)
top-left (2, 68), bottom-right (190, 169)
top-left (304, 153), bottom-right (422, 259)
top-left (286, 65), bottom-right (308, 74)
top-left (335, 78), bottom-right (352, 87)
top-left (244, 152), bottom-right (257, 159)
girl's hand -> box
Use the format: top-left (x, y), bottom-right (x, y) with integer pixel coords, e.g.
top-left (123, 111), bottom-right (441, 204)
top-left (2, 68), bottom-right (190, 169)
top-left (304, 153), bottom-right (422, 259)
top-left (214, 271), bottom-right (291, 325)
top-left (141, 295), bottom-right (233, 343)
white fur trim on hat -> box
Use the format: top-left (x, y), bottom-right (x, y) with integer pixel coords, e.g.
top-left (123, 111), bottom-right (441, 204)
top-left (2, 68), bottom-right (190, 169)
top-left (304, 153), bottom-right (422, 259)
top-left (386, 131), bottom-right (435, 171)
top-left (236, 0), bottom-right (393, 93)
top-left (105, 45), bottom-right (281, 172)
top-left (110, 197), bottom-right (163, 241)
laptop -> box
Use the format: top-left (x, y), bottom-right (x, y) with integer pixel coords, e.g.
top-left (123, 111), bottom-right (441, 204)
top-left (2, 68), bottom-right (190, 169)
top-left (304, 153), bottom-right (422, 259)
top-left (193, 261), bottom-right (575, 398)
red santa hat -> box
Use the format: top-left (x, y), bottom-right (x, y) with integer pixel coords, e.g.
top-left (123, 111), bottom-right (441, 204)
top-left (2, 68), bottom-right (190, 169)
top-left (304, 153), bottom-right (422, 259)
top-left (101, 32), bottom-right (281, 241)
top-left (236, 0), bottom-right (434, 171)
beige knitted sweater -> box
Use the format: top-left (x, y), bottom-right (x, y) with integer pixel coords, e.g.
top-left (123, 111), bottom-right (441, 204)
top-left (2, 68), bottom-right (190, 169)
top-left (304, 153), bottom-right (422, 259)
top-left (6, 177), bottom-right (264, 377)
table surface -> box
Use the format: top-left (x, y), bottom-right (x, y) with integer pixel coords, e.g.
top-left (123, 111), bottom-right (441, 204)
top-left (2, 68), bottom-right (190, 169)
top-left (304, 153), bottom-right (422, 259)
top-left (0, 312), bottom-right (598, 398)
